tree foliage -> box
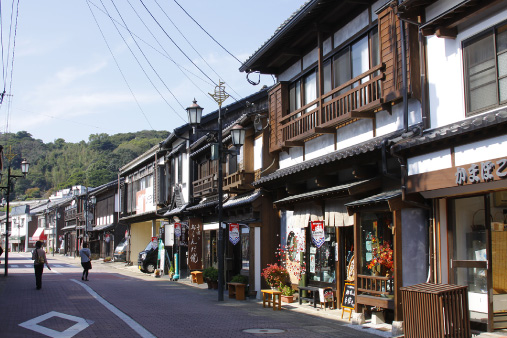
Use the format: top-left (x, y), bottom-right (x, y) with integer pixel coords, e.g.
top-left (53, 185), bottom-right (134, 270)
top-left (0, 130), bottom-right (167, 199)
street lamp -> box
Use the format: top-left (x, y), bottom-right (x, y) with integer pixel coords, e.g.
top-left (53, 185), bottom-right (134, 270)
top-left (186, 81), bottom-right (246, 301)
top-left (0, 154), bottom-right (30, 277)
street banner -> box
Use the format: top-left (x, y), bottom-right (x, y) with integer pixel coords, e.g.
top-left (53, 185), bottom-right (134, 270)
top-left (174, 222), bottom-right (181, 238)
top-left (229, 223), bottom-right (240, 245)
top-left (311, 221), bottom-right (325, 248)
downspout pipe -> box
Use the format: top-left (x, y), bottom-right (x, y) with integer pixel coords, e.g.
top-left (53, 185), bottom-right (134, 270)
top-left (399, 5), bottom-right (409, 133)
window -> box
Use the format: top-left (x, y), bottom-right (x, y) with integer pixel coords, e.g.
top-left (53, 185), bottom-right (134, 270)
top-left (289, 79), bottom-right (301, 113)
top-left (178, 153), bottom-right (183, 183)
top-left (464, 22), bottom-right (507, 116)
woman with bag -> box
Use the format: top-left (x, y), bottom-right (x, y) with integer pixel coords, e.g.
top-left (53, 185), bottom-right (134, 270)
top-left (32, 241), bottom-right (51, 290)
top-left (79, 242), bottom-right (92, 281)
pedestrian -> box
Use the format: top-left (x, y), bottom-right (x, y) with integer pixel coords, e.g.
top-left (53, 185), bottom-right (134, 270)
top-left (0, 245), bottom-right (3, 264)
top-left (32, 241), bottom-right (51, 290)
top-left (79, 242), bottom-right (92, 281)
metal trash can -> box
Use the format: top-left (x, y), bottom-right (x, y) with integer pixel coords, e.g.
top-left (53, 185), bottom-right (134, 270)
top-left (400, 283), bottom-right (470, 338)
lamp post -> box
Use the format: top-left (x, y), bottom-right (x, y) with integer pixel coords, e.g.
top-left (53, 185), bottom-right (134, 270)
top-left (186, 81), bottom-right (246, 301)
top-left (0, 151), bottom-right (30, 277)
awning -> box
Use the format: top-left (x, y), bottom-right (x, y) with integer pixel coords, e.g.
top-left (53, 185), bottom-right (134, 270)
top-left (345, 190), bottom-right (402, 214)
top-left (91, 223), bottom-right (116, 232)
top-left (61, 225), bottom-right (76, 231)
top-left (32, 228), bottom-right (47, 241)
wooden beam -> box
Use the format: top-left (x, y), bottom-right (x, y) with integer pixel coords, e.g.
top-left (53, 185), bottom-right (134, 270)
top-left (283, 141), bottom-right (304, 147)
top-left (314, 127), bottom-right (335, 134)
top-left (435, 27), bottom-right (457, 39)
top-left (285, 183), bottom-right (305, 195)
top-left (314, 175), bottom-right (335, 188)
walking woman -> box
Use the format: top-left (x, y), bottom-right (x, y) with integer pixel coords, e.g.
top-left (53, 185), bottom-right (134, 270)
top-left (79, 242), bottom-right (92, 281)
top-left (32, 241), bottom-right (51, 290)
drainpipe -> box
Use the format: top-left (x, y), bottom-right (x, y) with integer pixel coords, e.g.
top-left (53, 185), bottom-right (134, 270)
top-left (399, 8), bottom-right (409, 133)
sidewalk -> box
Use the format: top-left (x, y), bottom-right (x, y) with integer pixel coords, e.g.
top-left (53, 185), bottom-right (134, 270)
top-left (56, 254), bottom-right (507, 338)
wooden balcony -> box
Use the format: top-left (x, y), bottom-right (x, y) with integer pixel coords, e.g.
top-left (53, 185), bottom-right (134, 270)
top-left (356, 274), bottom-right (394, 310)
top-left (280, 64), bottom-right (385, 147)
top-left (223, 171), bottom-right (254, 193)
top-left (193, 174), bottom-right (217, 197)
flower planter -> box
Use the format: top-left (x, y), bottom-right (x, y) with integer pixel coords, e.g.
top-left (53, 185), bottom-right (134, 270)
top-left (281, 295), bottom-right (294, 303)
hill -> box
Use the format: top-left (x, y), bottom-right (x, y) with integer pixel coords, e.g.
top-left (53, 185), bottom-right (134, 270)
top-left (0, 130), bottom-right (168, 200)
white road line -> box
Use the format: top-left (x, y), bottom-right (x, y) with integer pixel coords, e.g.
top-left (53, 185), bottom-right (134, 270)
top-left (11, 265), bottom-right (19, 268)
top-left (70, 279), bottom-right (156, 338)
top-left (25, 265), bottom-right (33, 268)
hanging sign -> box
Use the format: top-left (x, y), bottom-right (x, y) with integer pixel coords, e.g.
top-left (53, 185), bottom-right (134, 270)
top-left (311, 221), bottom-right (325, 248)
top-left (229, 223), bottom-right (240, 245)
top-left (174, 223), bottom-right (181, 238)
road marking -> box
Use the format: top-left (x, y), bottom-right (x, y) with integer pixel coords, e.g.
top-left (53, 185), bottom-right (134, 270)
top-left (11, 265), bottom-right (19, 268)
top-left (25, 265), bottom-right (33, 268)
top-left (19, 311), bottom-right (89, 337)
top-left (71, 279), bottom-right (156, 338)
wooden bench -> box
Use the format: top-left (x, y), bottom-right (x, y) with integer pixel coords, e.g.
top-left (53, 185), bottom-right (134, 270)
top-left (261, 289), bottom-right (282, 311)
top-left (190, 271), bottom-right (203, 284)
top-left (356, 294), bottom-right (394, 310)
top-left (228, 283), bottom-right (246, 300)
top-left (298, 286), bottom-right (319, 308)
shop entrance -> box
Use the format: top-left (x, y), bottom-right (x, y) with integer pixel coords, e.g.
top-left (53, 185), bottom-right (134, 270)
top-left (449, 191), bottom-right (507, 331)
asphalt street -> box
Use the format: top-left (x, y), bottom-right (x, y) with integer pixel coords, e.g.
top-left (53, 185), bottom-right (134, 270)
top-left (0, 252), bottom-right (381, 338)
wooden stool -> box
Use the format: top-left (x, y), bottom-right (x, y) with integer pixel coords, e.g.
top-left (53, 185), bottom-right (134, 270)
top-left (190, 271), bottom-right (203, 284)
top-left (261, 289), bottom-right (282, 311)
top-left (228, 283), bottom-right (246, 300)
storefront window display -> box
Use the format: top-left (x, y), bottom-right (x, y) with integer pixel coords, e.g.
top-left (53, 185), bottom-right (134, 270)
top-left (359, 212), bottom-right (393, 276)
top-left (306, 225), bottom-right (336, 285)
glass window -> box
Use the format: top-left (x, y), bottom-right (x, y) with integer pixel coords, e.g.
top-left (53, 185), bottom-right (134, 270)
top-left (289, 80), bottom-right (301, 113)
top-left (352, 36), bottom-right (370, 82)
top-left (307, 226), bottom-right (336, 284)
top-left (333, 48), bottom-right (351, 95)
top-left (464, 22), bottom-right (507, 116)
top-left (359, 212), bottom-right (393, 276)
top-left (323, 60), bottom-right (332, 100)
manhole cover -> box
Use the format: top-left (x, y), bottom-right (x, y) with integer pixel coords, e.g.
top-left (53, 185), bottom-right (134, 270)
top-left (243, 329), bottom-right (285, 334)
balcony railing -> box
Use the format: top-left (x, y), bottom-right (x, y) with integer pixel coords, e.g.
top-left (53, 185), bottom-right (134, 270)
top-left (356, 274), bottom-right (395, 310)
top-left (223, 171), bottom-right (254, 192)
top-left (193, 173), bottom-right (217, 197)
top-left (280, 64), bottom-right (385, 145)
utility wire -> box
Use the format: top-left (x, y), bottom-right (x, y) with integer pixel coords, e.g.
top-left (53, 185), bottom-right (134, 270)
top-left (87, 0), bottom-right (215, 92)
top-left (106, 0), bottom-right (186, 122)
top-left (125, 0), bottom-right (213, 103)
top-left (172, 0), bottom-right (243, 65)
top-left (85, 0), bottom-right (155, 130)
top-left (153, 0), bottom-right (242, 100)
top-left (139, 0), bottom-right (240, 104)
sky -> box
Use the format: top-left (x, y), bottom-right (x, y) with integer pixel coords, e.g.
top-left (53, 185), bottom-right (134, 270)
top-left (0, 0), bottom-right (308, 143)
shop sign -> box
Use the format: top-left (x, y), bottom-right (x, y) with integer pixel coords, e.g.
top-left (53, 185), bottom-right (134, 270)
top-left (311, 221), bottom-right (325, 248)
top-left (341, 283), bottom-right (355, 309)
top-left (188, 219), bottom-right (202, 270)
top-left (455, 159), bottom-right (507, 185)
top-left (229, 223), bottom-right (240, 245)
top-left (174, 223), bottom-right (181, 238)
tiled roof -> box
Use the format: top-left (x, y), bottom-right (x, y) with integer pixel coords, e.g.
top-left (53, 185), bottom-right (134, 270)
top-left (164, 203), bottom-right (189, 217)
top-left (253, 131), bottom-right (403, 186)
top-left (345, 190), bottom-right (402, 208)
top-left (392, 109), bottom-right (507, 152)
top-left (273, 179), bottom-right (375, 205)
top-left (223, 190), bottom-right (261, 209)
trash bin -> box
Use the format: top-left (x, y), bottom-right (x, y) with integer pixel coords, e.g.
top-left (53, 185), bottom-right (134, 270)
top-left (400, 283), bottom-right (470, 338)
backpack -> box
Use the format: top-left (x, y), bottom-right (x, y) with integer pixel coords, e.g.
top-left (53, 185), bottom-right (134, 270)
top-left (35, 249), bottom-right (45, 264)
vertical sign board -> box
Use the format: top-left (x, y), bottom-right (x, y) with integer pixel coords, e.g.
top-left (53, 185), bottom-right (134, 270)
top-left (342, 283), bottom-right (355, 309)
top-left (188, 218), bottom-right (203, 270)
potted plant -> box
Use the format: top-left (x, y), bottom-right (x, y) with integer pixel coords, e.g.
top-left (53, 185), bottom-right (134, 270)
top-left (280, 284), bottom-right (295, 303)
top-left (229, 274), bottom-right (248, 300)
top-left (261, 263), bottom-right (289, 289)
top-left (168, 265), bottom-right (175, 280)
top-left (367, 237), bottom-right (394, 277)
top-left (203, 267), bottom-right (218, 289)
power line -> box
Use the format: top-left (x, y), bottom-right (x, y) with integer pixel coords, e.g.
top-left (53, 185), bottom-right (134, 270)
top-left (85, 0), bottom-right (155, 131)
top-left (106, 0), bottom-right (187, 122)
top-left (87, 0), bottom-right (215, 94)
top-left (153, 0), bottom-right (243, 100)
top-left (172, 0), bottom-right (243, 65)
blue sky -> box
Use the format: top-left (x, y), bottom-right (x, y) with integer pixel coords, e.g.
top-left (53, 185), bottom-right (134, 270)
top-left (0, 0), bottom-right (307, 143)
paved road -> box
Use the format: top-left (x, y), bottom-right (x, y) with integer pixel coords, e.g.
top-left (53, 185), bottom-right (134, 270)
top-left (0, 252), bottom-right (380, 338)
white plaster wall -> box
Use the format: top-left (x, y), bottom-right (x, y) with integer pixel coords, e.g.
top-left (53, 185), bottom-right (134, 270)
top-left (303, 47), bottom-right (318, 70)
top-left (407, 149), bottom-right (452, 176)
top-left (305, 134), bottom-right (335, 161)
top-left (334, 9), bottom-right (369, 48)
top-left (336, 119), bottom-right (373, 150)
top-left (182, 151), bottom-right (189, 204)
top-left (278, 60), bottom-right (301, 82)
top-left (323, 37), bottom-right (333, 56)
top-left (454, 134), bottom-right (507, 166)
top-left (426, 7), bottom-right (507, 129)
top-left (254, 136), bottom-right (262, 171)
top-left (279, 146), bottom-right (304, 169)
top-left (375, 99), bottom-right (422, 136)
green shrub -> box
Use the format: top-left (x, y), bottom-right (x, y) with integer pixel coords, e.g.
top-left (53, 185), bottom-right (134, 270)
top-left (280, 284), bottom-right (295, 296)
top-left (230, 274), bottom-right (248, 284)
top-left (203, 267), bottom-right (218, 281)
